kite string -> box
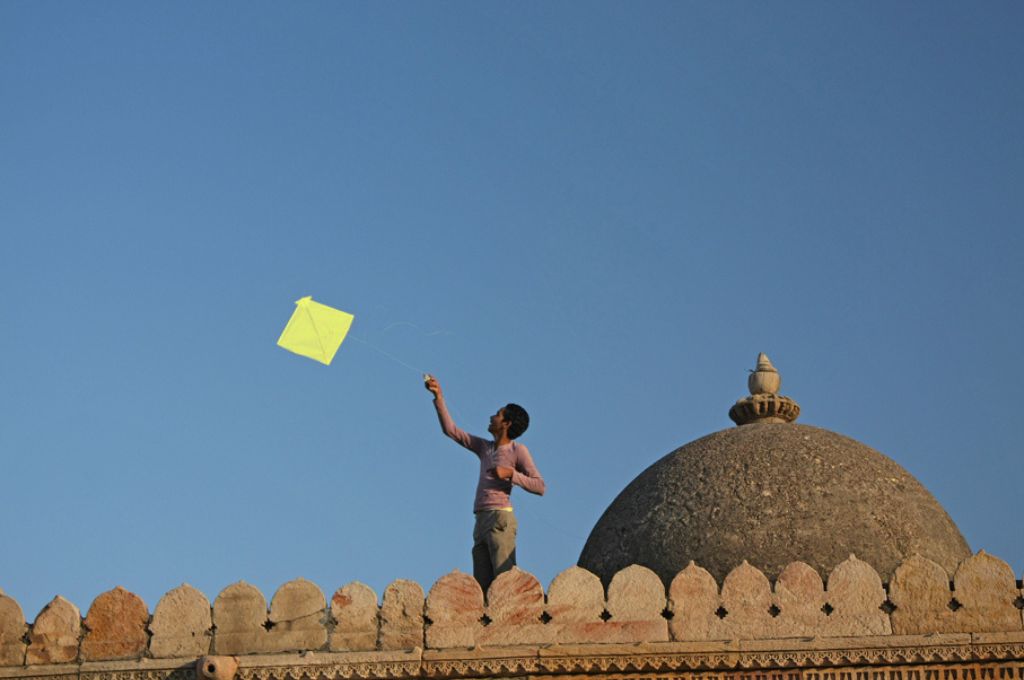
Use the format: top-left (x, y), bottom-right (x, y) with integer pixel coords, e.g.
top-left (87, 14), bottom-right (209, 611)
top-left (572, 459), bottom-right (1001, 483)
top-left (350, 332), bottom-right (468, 427)
top-left (349, 336), bottom-right (424, 376)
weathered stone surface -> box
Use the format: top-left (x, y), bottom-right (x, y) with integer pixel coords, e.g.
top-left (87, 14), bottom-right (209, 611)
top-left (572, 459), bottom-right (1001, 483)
top-left (547, 566), bottom-right (604, 623)
top-left (266, 578), bottom-right (326, 653)
top-left (729, 393), bottom-right (801, 426)
top-left (668, 562), bottom-right (720, 641)
top-left (380, 580), bottom-right (424, 651)
top-left (825, 555), bottom-right (891, 635)
top-left (718, 561), bottom-right (776, 640)
top-left (602, 565), bottom-right (668, 642)
top-left (951, 551), bottom-right (1022, 633)
top-left (479, 568), bottom-right (551, 645)
top-left (774, 561), bottom-right (827, 637)
top-left (579, 424), bottom-right (970, 587)
top-left (212, 581), bottom-right (270, 655)
top-left (0, 593), bottom-right (26, 666)
top-left (607, 564), bottom-right (665, 619)
top-left (485, 568), bottom-right (544, 625)
top-left (149, 584), bottom-right (212, 658)
top-left (79, 587), bottom-right (148, 661)
top-left (330, 582), bottom-right (378, 652)
top-left (889, 554), bottom-right (955, 634)
top-left (546, 566), bottom-right (604, 643)
top-left (25, 596), bottom-right (80, 665)
top-left (425, 571), bottom-right (483, 649)
top-left (196, 655), bottom-right (238, 680)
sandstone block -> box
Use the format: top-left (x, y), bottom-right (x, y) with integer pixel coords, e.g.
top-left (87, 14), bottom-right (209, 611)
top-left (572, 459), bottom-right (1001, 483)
top-left (889, 554), bottom-right (955, 635)
top-left (425, 571), bottom-right (483, 649)
top-left (79, 587), bottom-right (148, 661)
top-left (602, 564), bottom-right (668, 642)
top-left (479, 568), bottom-right (552, 645)
top-left (774, 561), bottom-right (827, 637)
top-left (668, 562), bottom-right (720, 642)
top-left (330, 582), bottom-right (379, 651)
top-left (212, 581), bottom-right (270, 655)
top-left (0, 592), bottom-right (27, 666)
top-left (546, 566), bottom-right (604, 643)
top-left (718, 561), bottom-right (776, 640)
top-left (150, 584), bottom-right (212, 658)
top-left (380, 579), bottom-right (424, 651)
top-left (825, 555), bottom-right (890, 635)
top-left (266, 578), bottom-right (326, 653)
top-left (951, 551), bottom-right (1022, 633)
top-left (26, 596), bottom-right (80, 665)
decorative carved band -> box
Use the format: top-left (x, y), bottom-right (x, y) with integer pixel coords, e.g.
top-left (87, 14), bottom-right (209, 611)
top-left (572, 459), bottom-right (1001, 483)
top-left (239, 660), bottom-right (422, 680)
top-left (418, 642), bottom-right (1024, 679)
top-left (526, 666), bottom-right (1024, 680)
top-left (70, 659), bottom-right (1023, 680)
top-left (3, 641), bottom-right (1022, 680)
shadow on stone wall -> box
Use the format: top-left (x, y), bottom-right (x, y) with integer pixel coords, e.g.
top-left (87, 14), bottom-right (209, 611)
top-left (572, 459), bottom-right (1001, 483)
top-left (1, 551), bottom-right (1022, 666)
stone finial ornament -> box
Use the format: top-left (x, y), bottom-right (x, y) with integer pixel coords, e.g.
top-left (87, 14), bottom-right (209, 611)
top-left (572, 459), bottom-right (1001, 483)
top-left (748, 352), bottom-right (781, 394)
top-left (729, 353), bottom-right (800, 425)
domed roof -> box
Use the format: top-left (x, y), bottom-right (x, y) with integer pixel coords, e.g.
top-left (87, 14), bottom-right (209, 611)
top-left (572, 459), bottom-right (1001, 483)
top-left (578, 355), bottom-right (971, 585)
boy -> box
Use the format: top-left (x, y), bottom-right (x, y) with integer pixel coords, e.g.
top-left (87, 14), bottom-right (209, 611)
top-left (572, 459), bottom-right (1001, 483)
top-left (425, 375), bottom-right (545, 593)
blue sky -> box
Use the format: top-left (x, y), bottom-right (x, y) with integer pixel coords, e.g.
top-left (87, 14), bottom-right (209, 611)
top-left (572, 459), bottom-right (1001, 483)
top-left (2, 2), bottom-right (1022, 618)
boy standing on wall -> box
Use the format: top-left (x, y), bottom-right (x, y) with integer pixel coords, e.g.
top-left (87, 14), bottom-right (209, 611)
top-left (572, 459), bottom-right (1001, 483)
top-left (424, 375), bottom-right (546, 594)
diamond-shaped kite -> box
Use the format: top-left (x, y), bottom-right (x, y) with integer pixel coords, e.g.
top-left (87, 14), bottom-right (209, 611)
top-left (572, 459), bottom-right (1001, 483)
top-left (276, 296), bottom-right (354, 365)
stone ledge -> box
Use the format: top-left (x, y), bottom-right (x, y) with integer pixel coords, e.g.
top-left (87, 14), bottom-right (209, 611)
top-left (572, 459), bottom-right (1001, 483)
top-left (0, 657), bottom-right (186, 680)
top-left (1, 633), bottom-right (1022, 680)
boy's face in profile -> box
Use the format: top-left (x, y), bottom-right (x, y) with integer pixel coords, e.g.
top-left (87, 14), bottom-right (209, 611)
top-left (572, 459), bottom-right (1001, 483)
top-left (488, 408), bottom-right (508, 438)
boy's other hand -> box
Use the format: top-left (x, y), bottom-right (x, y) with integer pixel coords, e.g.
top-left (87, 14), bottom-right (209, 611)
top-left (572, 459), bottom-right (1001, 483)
top-left (425, 376), bottom-right (442, 397)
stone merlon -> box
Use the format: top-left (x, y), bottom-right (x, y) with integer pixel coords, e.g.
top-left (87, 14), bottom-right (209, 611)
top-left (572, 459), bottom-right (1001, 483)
top-left (0, 552), bottom-right (1022, 673)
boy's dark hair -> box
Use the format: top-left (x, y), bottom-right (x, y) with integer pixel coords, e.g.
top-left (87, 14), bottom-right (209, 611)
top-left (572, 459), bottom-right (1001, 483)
top-left (503, 403), bottom-right (530, 440)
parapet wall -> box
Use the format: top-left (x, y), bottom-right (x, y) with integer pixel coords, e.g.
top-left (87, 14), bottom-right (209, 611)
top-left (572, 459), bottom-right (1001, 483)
top-left (1, 551), bottom-right (1022, 666)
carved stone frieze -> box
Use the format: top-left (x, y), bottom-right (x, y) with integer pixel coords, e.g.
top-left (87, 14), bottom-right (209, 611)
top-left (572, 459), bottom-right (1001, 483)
top-left (237, 660), bottom-right (422, 680)
top-left (81, 670), bottom-right (195, 680)
top-left (237, 663), bottom-right (421, 680)
top-left (413, 638), bottom-right (1024, 677)
top-left (1, 635), bottom-right (1022, 680)
top-left (230, 652), bottom-right (424, 680)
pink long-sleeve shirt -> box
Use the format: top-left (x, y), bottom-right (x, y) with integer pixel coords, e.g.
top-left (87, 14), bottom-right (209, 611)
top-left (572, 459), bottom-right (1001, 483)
top-left (433, 395), bottom-right (546, 512)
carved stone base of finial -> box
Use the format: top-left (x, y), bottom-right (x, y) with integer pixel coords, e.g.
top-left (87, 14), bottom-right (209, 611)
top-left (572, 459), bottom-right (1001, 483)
top-left (729, 394), bottom-right (801, 426)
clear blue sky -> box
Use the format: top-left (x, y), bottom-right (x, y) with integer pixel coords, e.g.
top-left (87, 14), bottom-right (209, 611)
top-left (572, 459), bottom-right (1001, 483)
top-left (2, 2), bottom-right (1021, 618)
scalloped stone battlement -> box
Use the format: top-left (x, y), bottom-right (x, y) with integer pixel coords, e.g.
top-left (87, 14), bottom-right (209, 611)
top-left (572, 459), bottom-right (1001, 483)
top-left (1, 552), bottom-right (1022, 669)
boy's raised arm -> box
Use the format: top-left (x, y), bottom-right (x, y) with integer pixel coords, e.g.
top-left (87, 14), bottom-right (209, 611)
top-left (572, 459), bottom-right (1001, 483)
top-left (426, 375), bottom-right (484, 453)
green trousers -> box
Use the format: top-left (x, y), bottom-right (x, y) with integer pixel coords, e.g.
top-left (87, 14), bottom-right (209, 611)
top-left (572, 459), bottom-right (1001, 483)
top-left (472, 509), bottom-right (518, 596)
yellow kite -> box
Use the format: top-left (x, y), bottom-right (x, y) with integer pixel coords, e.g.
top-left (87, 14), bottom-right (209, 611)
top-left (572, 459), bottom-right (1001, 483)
top-left (276, 296), bottom-right (354, 365)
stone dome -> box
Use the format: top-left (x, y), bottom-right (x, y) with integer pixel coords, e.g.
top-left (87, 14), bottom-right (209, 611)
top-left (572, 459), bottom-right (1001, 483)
top-left (578, 355), bottom-right (971, 586)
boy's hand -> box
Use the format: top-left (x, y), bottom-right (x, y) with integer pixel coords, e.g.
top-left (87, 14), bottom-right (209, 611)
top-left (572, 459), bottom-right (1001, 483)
top-left (493, 466), bottom-right (514, 480)
top-left (425, 375), bottom-right (442, 397)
